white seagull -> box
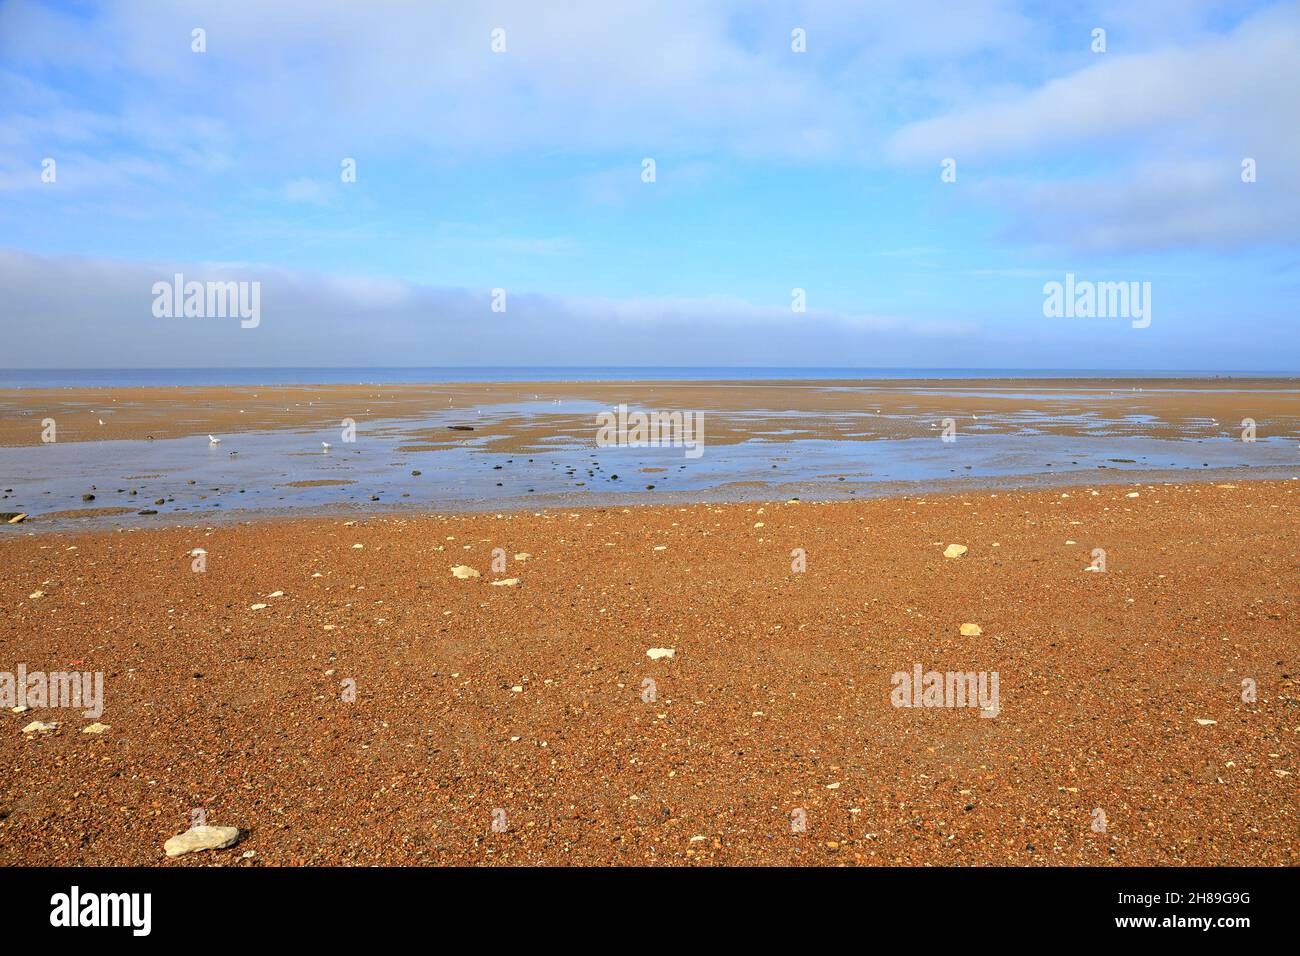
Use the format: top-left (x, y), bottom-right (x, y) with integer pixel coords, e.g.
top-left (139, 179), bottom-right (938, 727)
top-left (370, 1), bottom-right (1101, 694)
top-left (208, 435), bottom-right (221, 445)
top-left (98, 419), bottom-right (104, 425)
top-left (321, 441), bottom-right (332, 450)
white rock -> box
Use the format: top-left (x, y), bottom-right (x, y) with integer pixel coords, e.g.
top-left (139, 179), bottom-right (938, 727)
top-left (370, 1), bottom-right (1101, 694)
top-left (959, 623), bottom-right (983, 637)
top-left (21, 720), bottom-right (58, 733)
top-left (490, 578), bottom-right (521, 587)
top-left (450, 565), bottom-right (480, 579)
top-left (163, 825), bottom-right (241, 857)
top-left (250, 603), bottom-right (268, 611)
top-left (513, 553), bottom-right (531, 562)
top-left (82, 723), bottom-right (110, 734)
top-left (943, 544), bottom-right (968, 559)
top-left (1195, 718), bottom-right (1217, 726)
top-left (646, 648), bottom-right (675, 660)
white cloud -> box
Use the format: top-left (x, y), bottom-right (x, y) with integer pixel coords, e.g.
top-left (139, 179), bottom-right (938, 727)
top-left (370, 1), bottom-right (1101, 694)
top-left (0, 248), bottom-right (969, 367)
top-left (886, 5), bottom-right (1300, 252)
top-left (889, 7), bottom-right (1299, 162)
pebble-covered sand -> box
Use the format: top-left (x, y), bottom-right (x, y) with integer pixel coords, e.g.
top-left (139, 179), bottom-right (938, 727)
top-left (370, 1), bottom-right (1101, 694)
top-left (1, 480), bottom-right (1295, 865)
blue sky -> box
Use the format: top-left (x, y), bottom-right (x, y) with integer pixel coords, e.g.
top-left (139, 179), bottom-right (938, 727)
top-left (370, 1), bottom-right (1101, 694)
top-left (1, 0), bottom-right (1298, 369)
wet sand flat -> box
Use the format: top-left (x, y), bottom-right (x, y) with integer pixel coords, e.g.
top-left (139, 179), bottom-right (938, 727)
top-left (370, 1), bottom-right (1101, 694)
top-left (4, 376), bottom-right (1300, 530)
top-left (4, 377), bottom-right (1299, 449)
top-left (1, 480), bottom-right (1295, 865)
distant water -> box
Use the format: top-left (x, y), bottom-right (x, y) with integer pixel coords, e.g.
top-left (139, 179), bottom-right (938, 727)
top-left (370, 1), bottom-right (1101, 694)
top-left (2, 367), bottom-right (1295, 389)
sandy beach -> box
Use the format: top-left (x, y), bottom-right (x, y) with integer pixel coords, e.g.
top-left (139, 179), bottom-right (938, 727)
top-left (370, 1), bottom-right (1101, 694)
top-left (7, 0), bottom-right (1299, 926)
top-left (2, 479), bottom-right (1295, 866)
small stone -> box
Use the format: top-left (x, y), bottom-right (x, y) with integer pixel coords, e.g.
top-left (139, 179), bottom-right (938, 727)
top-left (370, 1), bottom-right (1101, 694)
top-left (943, 544), bottom-right (968, 558)
top-left (82, 723), bottom-right (111, 734)
top-left (22, 720), bottom-right (58, 733)
top-left (960, 623), bottom-right (983, 637)
top-left (451, 565), bottom-right (480, 579)
top-left (1195, 718), bottom-right (1217, 726)
top-left (513, 553), bottom-right (531, 562)
top-left (490, 578), bottom-right (521, 587)
top-left (163, 825), bottom-right (240, 858)
top-left (250, 603), bottom-right (268, 611)
top-left (647, 648), bottom-right (675, 660)
top-left (267, 590), bottom-right (284, 598)
top-left (28, 590), bottom-right (44, 599)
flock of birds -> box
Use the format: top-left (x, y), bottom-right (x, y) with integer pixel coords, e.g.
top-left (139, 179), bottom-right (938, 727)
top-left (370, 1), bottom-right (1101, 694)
top-left (206, 433), bottom-right (331, 454)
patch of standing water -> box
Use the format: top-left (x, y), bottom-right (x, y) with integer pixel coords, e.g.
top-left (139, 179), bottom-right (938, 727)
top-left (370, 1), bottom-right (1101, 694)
top-left (1, 422), bottom-right (1297, 531)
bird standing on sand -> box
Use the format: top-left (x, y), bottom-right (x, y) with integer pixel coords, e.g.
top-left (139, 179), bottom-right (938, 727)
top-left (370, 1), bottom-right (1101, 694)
top-left (98, 419), bottom-right (104, 425)
top-left (208, 435), bottom-right (221, 445)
